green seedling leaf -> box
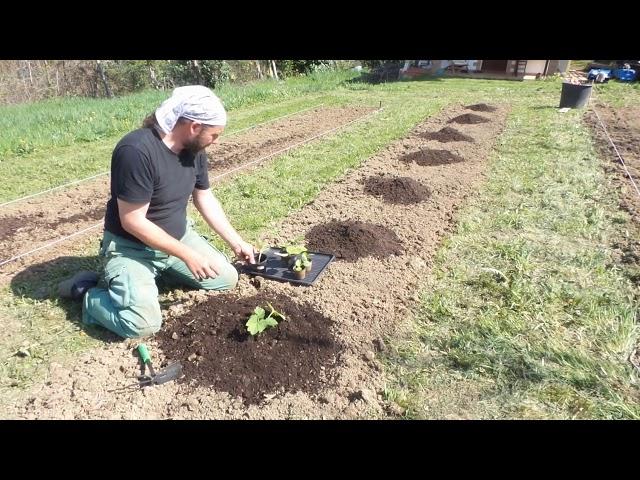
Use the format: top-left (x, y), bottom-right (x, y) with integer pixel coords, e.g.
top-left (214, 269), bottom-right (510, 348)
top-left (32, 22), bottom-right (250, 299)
top-left (246, 317), bottom-right (260, 336)
top-left (263, 317), bottom-right (279, 328)
top-left (246, 306), bottom-right (266, 336)
top-left (254, 240), bottom-right (269, 263)
top-left (284, 244), bottom-right (308, 255)
top-left (246, 319), bottom-right (259, 336)
top-left (246, 305), bottom-right (282, 336)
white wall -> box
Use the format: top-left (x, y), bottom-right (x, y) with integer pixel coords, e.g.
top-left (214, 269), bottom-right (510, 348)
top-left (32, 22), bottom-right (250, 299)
top-left (525, 60), bottom-right (548, 75)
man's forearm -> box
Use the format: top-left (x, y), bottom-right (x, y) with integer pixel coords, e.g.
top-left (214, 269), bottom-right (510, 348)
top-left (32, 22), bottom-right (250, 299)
top-left (122, 217), bottom-right (192, 260)
top-left (194, 191), bottom-right (243, 249)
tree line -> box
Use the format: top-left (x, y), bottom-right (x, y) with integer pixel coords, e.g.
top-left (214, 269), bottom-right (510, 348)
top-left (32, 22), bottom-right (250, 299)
top-left (0, 60), bottom-right (359, 105)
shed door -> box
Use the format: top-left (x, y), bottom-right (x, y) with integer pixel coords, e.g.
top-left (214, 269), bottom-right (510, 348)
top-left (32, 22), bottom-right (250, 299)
top-left (481, 60), bottom-right (509, 72)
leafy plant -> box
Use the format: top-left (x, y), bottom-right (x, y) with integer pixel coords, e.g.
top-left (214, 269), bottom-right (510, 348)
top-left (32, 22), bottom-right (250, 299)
top-left (245, 303), bottom-right (285, 336)
top-left (281, 243), bottom-right (308, 256)
top-left (255, 239), bottom-right (269, 263)
top-left (292, 254), bottom-right (311, 272)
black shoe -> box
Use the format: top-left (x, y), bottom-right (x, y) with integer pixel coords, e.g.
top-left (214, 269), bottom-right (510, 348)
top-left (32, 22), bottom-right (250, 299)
top-left (58, 271), bottom-right (99, 301)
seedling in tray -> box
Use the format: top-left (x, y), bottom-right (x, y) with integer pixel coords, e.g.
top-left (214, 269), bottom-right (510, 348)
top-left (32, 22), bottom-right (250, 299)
top-left (291, 254), bottom-right (312, 280)
top-left (282, 243), bottom-right (308, 256)
top-left (251, 240), bottom-right (269, 271)
top-left (278, 242), bottom-right (307, 264)
top-left (246, 303), bottom-right (286, 336)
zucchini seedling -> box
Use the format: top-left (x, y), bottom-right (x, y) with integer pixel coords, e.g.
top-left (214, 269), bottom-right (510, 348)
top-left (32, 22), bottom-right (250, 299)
top-left (246, 303), bottom-right (286, 336)
top-left (252, 239), bottom-right (269, 270)
top-left (291, 254), bottom-right (312, 279)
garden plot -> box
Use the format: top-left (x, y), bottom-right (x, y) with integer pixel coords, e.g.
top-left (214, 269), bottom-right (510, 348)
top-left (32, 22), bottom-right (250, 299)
top-left (0, 106), bottom-right (371, 277)
top-left (157, 292), bottom-right (341, 406)
top-left (586, 104), bottom-right (640, 281)
top-left (5, 102), bottom-right (508, 420)
top-left (585, 104), bottom-right (640, 224)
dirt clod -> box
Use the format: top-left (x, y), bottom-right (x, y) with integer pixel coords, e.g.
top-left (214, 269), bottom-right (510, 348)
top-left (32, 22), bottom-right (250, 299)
top-left (421, 127), bottom-right (474, 143)
top-left (465, 103), bottom-right (497, 112)
top-left (400, 148), bottom-right (465, 167)
top-left (363, 175), bottom-right (431, 204)
top-left (448, 113), bottom-right (491, 125)
top-left (306, 220), bottom-right (404, 262)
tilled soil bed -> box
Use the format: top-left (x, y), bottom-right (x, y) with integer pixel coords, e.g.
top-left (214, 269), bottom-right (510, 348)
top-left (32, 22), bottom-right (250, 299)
top-left (306, 221), bottom-right (405, 261)
top-left (585, 104), bottom-right (640, 224)
top-left (585, 103), bottom-right (640, 279)
top-left (399, 148), bottom-right (466, 167)
top-left (4, 102), bottom-right (509, 419)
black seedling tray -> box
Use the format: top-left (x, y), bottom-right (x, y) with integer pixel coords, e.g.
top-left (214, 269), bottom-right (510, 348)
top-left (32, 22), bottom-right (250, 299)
top-left (239, 247), bottom-right (335, 286)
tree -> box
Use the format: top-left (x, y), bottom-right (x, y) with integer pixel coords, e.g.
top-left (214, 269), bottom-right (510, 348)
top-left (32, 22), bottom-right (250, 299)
top-left (96, 60), bottom-right (113, 98)
top-left (361, 60), bottom-right (403, 70)
top-left (275, 60), bottom-right (333, 78)
top-left (270, 60), bottom-right (279, 80)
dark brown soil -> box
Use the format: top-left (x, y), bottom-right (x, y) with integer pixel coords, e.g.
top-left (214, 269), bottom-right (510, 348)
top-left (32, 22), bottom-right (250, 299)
top-left (0, 207), bottom-right (104, 248)
top-left (156, 292), bottom-right (341, 405)
top-left (400, 149), bottom-right (465, 166)
top-left (305, 220), bottom-right (404, 261)
top-left (466, 103), bottom-right (497, 112)
top-left (363, 175), bottom-right (431, 204)
top-left (47, 206), bottom-right (104, 229)
top-left (0, 212), bottom-right (46, 242)
top-left (586, 103), bottom-right (640, 370)
top-left (421, 127), bottom-right (475, 143)
top-left (448, 113), bottom-right (491, 125)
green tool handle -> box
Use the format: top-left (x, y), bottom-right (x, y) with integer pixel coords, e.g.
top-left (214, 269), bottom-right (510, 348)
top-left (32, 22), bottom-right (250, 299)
top-left (137, 344), bottom-right (151, 364)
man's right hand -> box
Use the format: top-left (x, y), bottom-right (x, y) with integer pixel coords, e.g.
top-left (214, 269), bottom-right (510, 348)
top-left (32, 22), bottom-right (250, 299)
top-left (183, 250), bottom-right (222, 281)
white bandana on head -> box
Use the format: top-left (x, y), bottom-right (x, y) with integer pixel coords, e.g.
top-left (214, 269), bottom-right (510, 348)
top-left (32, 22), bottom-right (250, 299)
top-left (154, 85), bottom-right (227, 134)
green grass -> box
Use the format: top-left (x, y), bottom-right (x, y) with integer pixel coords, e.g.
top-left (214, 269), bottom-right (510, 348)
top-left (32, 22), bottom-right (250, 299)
top-left (383, 96), bottom-right (640, 419)
top-left (0, 70), bottom-right (357, 158)
top-left (0, 70), bottom-right (357, 203)
top-left (0, 92), bottom-right (349, 204)
top-left (590, 80), bottom-right (640, 108)
top-left (569, 60), bottom-right (593, 71)
top-left (1, 74), bottom-right (638, 419)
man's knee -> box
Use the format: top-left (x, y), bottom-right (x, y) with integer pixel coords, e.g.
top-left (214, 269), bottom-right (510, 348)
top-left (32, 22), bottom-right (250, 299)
top-left (201, 263), bottom-right (238, 291)
top-left (120, 303), bottom-right (163, 338)
top-left (215, 263), bottom-right (238, 290)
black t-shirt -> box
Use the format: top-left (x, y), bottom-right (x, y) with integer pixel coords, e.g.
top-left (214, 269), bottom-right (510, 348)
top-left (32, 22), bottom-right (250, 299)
top-left (104, 127), bottom-right (210, 243)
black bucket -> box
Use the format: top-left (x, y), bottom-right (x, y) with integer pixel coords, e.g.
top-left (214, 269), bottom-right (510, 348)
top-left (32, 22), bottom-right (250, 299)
top-left (559, 82), bottom-right (592, 109)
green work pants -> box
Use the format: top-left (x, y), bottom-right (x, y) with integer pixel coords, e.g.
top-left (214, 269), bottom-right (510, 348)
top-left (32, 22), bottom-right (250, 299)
top-left (83, 222), bottom-right (238, 338)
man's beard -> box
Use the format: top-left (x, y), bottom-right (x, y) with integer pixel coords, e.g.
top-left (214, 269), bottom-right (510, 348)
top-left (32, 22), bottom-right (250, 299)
top-left (183, 134), bottom-right (208, 155)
